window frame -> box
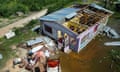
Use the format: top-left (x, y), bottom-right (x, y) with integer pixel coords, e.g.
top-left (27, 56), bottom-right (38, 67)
top-left (44, 25), bottom-right (52, 34)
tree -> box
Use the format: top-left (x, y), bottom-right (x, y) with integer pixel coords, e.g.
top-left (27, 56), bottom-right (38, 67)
top-left (16, 4), bottom-right (29, 13)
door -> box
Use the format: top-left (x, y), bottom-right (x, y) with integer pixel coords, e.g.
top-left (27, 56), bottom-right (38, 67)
top-left (57, 30), bottom-right (63, 50)
top-left (64, 33), bottom-right (70, 53)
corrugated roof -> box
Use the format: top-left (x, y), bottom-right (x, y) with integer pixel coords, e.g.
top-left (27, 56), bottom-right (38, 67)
top-left (26, 38), bottom-right (43, 46)
top-left (90, 3), bottom-right (113, 14)
top-left (40, 8), bottom-right (80, 22)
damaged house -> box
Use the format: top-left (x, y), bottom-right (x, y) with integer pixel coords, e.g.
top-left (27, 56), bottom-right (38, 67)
top-left (40, 3), bottom-right (113, 53)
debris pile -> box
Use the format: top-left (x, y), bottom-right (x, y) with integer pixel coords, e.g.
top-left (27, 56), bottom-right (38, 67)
top-left (13, 36), bottom-right (61, 72)
top-left (103, 26), bottom-right (120, 39)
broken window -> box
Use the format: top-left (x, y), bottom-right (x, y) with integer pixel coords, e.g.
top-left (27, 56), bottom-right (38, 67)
top-left (44, 25), bottom-right (52, 34)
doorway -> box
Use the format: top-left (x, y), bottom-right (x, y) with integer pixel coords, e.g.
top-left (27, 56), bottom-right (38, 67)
top-left (64, 33), bottom-right (70, 53)
top-left (57, 30), bottom-right (63, 50)
top-left (57, 31), bottom-right (70, 52)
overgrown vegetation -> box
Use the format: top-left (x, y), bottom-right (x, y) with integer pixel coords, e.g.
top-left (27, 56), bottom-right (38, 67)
top-left (0, 0), bottom-right (82, 17)
top-left (0, 20), bottom-right (38, 69)
top-left (110, 49), bottom-right (120, 72)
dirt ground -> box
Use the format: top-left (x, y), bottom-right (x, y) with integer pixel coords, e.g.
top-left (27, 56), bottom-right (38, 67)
top-left (0, 47), bottom-right (28, 72)
top-left (0, 9), bottom-right (47, 38)
top-left (1, 59), bottom-right (29, 72)
top-left (60, 36), bottom-right (113, 72)
top-left (60, 18), bottom-right (120, 72)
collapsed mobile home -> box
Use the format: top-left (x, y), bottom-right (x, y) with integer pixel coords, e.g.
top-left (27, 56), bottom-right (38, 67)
top-left (40, 4), bottom-right (113, 53)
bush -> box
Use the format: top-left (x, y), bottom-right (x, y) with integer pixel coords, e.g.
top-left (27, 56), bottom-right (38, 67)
top-left (16, 4), bottom-right (29, 14)
top-left (110, 49), bottom-right (120, 71)
top-left (0, 0), bottom-right (78, 17)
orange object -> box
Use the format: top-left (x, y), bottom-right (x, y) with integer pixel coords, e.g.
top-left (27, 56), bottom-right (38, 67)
top-left (47, 60), bottom-right (59, 67)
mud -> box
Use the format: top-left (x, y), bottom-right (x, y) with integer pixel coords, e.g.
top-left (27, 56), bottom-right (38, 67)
top-left (60, 18), bottom-right (120, 72)
top-left (60, 35), bottom-right (118, 72)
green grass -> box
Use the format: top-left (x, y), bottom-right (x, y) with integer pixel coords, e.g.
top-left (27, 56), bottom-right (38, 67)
top-left (0, 31), bottom-right (38, 68)
top-left (0, 20), bottom-right (38, 69)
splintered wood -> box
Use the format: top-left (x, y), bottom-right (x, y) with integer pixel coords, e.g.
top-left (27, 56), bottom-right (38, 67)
top-left (63, 4), bottom-right (111, 35)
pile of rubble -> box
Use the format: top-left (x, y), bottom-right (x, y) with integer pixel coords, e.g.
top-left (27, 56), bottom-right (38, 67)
top-left (13, 36), bottom-right (61, 72)
top-left (103, 26), bottom-right (120, 39)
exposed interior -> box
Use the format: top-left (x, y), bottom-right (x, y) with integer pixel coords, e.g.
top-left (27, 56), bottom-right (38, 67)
top-left (63, 4), bottom-right (111, 34)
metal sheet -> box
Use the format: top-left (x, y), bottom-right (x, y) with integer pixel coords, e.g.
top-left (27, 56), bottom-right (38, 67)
top-left (40, 8), bottom-right (79, 22)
